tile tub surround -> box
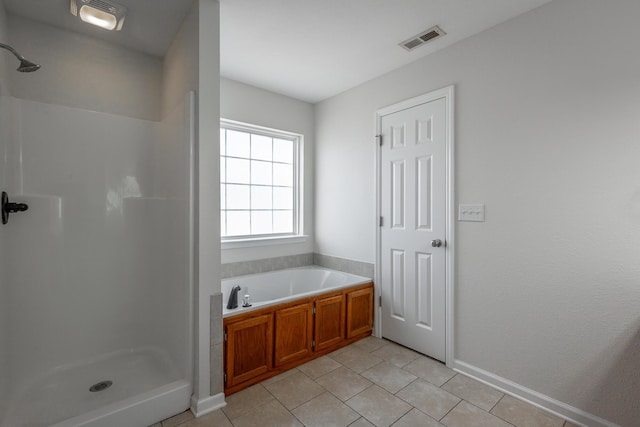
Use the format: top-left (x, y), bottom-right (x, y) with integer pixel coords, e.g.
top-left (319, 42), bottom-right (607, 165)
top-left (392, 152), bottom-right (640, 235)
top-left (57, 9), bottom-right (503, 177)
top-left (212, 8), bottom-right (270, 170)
top-left (157, 338), bottom-right (578, 427)
top-left (313, 253), bottom-right (375, 278)
top-left (210, 293), bottom-right (224, 395)
top-left (220, 253), bottom-right (375, 279)
top-left (221, 253), bottom-right (314, 278)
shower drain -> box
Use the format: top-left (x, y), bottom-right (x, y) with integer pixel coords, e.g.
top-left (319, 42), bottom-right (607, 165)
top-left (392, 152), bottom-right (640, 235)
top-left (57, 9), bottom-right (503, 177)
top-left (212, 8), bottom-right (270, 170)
top-left (89, 380), bottom-right (113, 392)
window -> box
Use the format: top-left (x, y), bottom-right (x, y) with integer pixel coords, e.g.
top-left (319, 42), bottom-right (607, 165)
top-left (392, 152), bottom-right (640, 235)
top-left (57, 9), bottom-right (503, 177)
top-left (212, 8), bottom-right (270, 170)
top-left (220, 119), bottom-right (302, 242)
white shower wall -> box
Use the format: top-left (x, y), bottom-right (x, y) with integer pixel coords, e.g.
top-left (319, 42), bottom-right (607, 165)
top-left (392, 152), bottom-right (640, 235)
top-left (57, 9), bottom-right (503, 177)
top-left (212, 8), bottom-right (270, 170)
top-left (0, 101), bottom-right (10, 424)
top-left (0, 4), bottom-right (12, 417)
top-left (3, 96), bottom-right (191, 398)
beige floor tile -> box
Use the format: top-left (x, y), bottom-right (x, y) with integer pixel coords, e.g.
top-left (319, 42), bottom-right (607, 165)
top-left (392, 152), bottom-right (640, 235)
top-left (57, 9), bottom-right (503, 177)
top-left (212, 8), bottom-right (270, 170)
top-left (563, 422), bottom-right (582, 427)
top-left (328, 346), bottom-right (383, 373)
top-left (162, 410), bottom-right (194, 427)
top-left (402, 356), bottom-right (456, 386)
top-left (315, 366), bottom-right (373, 401)
top-left (392, 408), bottom-right (444, 427)
top-left (346, 385), bottom-right (412, 427)
top-left (292, 392), bottom-right (360, 427)
top-left (441, 374), bottom-right (504, 411)
top-left (361, 362), bottom-right (417, 393)
top-left (371, 342), bottom-right (421, 368)
top-left (264, 370), bottom-right (324, 410)
top-left (222, 383), bottom-right (274, 420)
top-left (180, 409), bottom-right (232, 427)
top-left (396, 378), bottom-right (460, 421)
top-left (261, 367), bottom-right (300, 385)
top-left (491, 395), bottom-right (565, 427)
top-left (298, 355), bottom-right (342, 379)
top-left (231, 399), bottom-right (303, 427)
top-left (350, 417), bottom-right (376, 427)
top-left (352, 336), bottom-right (388, 353)
top-left (441, 401), bottom-right (512, 427)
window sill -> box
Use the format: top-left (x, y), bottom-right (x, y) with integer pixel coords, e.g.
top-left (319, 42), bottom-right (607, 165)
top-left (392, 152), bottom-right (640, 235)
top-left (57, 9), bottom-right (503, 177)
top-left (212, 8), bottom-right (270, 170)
top-left (222, 235), bottom-right (308, 250)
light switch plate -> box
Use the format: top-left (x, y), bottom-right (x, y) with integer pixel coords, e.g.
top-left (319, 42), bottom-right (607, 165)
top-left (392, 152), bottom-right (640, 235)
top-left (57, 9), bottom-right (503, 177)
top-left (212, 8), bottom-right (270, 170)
top-left (458, 204), bottom-right (485, 222)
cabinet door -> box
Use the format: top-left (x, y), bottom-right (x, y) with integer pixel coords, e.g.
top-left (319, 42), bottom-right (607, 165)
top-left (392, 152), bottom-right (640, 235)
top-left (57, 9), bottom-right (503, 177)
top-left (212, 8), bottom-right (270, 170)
top-left (346, 286), bottom-right (374, 339)
top-left (314, 294), bottom-right (345, 352)
top-left (274, 303), bottom-right (314, 367)
top-left (225, 314), bottom-right (273, 388)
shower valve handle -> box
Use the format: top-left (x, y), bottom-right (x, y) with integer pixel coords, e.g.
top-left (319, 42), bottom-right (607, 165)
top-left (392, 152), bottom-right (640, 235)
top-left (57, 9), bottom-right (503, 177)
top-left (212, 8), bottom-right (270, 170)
top-left (6, 201), bottom-right (28, 213)
top-left (1, 191), bottom-right (29, 225)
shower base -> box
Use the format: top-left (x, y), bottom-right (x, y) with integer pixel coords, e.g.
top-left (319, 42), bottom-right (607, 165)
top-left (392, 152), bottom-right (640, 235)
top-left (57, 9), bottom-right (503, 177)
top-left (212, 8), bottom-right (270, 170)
top-left (3, 347), bottom-right (191, 427)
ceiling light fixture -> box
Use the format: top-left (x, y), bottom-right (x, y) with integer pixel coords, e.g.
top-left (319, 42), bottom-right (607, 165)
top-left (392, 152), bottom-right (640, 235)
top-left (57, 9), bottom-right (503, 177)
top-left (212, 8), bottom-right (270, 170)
top-left (70, 0), bottom-right (127, 31)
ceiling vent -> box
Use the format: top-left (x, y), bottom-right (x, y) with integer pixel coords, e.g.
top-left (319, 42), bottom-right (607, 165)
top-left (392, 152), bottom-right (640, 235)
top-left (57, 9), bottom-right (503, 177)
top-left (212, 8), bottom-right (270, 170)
top-left (400, 26), bottom-right (445, 51)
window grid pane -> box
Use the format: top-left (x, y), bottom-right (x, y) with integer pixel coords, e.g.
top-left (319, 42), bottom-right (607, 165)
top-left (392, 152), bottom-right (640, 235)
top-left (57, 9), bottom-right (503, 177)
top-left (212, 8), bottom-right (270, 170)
top-left (221, 122), bottom-right (300, 239)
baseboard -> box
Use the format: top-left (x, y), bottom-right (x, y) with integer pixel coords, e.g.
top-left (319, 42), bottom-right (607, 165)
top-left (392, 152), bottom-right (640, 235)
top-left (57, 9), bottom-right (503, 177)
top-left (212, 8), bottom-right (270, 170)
top-left (453, 360), bottom-right (619, 427)
top-left (190, 392), bottom-right (226, 418)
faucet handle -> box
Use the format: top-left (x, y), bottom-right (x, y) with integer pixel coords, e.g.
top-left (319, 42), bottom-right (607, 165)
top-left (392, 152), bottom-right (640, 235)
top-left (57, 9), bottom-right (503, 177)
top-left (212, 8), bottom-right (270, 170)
top-left (242, 293), bottom-right (252, 307)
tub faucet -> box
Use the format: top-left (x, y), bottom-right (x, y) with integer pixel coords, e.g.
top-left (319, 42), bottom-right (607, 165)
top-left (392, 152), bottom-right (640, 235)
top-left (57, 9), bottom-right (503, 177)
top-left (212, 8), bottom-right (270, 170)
top-left (227, 285), bottom-right (241, 309)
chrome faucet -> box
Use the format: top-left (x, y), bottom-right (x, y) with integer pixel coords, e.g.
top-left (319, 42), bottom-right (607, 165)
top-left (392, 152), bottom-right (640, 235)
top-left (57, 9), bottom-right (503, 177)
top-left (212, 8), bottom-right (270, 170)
top-left (227, 285), bottom-right (241, 309)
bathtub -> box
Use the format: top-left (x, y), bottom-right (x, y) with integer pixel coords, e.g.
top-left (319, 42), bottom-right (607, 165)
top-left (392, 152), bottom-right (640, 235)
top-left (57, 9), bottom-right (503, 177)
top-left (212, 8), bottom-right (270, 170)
top-left (222, 266), bottom-right (372, 317)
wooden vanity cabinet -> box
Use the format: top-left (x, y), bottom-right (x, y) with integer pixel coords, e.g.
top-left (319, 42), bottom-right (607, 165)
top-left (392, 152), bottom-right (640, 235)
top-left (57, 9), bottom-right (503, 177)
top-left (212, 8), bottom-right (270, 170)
top-left (224, 281), bottom-right (373, 395)
top-left (346, 286), bottom-right (374, 339)
top-left (224, 313), bottom-right (273, 388)
top-left (314, 294), bottom-right (345, 351)
top-left (274, 302), bottom-right (314, 366)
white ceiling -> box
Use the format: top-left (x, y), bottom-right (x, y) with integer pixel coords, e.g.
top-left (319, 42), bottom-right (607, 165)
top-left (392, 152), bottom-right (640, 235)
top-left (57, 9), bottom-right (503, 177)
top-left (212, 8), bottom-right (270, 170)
top-left (3, 0), bottom-right (553, 103)
top-left (2, 0), bottom-right (193, 57)
top-left (219, 0), bottom-right (553, 103)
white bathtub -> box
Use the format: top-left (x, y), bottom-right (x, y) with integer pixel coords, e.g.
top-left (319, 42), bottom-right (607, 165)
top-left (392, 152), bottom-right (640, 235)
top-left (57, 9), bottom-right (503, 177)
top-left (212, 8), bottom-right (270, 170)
top-left (222, 266), bottom-right (371, 317)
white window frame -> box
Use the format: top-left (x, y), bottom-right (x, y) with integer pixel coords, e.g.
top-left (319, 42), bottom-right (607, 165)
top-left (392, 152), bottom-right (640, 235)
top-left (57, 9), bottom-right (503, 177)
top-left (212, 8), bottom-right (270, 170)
top-left (220, 118), bottom-right (305, 249)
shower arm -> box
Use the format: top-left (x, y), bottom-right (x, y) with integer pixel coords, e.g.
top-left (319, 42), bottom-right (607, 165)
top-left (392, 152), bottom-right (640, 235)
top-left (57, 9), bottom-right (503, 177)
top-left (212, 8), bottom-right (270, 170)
top-left (0, 42), bottom-right (40, 72)
top-left (0, 42), bottom-right (26, 61)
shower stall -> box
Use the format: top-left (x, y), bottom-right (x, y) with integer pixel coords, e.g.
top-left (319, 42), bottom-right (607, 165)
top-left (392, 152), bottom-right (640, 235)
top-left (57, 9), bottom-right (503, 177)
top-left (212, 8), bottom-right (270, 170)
top-left (0, 4), bottom-right (198, 427)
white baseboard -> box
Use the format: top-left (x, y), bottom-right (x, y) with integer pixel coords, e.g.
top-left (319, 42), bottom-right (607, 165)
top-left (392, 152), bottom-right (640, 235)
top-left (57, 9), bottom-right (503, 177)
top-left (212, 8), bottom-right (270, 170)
top-left (190, 392), bottom-right (226, 418)
top-left (453, 360), bottom-right (619, 427)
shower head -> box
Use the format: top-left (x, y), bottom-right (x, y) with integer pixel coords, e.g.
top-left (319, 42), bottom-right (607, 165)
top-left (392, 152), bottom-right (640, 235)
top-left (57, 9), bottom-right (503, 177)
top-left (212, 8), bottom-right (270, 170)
top-left (0, 42), bottom-right (40, 72)
top-left (17, 58), bottom-right (40, 73)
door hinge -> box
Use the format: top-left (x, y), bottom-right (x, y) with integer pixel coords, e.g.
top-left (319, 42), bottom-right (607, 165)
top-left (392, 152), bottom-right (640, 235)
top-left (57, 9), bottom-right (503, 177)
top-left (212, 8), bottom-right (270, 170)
top-left (379, 295), bottom-right (382, 307)
top-left (376, 134), bottom-right (382, 146)
top-left (224, 331), bottom-right (227, 342)
top-left (312, 306), bottom-right (316, 314)
top-left (312, 340), bottom-right (315, 349)
top-left (379, 216), bottom-right (383, 227)
top-left (223, 373), bottom-right (227, 384)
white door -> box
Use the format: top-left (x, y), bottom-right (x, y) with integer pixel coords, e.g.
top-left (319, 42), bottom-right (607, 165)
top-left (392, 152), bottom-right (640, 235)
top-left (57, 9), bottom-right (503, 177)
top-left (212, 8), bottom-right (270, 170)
top-left (379, 95), bottom-right (448, 362)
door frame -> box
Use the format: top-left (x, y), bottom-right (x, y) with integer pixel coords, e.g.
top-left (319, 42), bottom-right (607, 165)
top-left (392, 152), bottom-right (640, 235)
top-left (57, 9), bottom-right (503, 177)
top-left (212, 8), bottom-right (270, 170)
top-left (374, 85), bottom-right (455, 367)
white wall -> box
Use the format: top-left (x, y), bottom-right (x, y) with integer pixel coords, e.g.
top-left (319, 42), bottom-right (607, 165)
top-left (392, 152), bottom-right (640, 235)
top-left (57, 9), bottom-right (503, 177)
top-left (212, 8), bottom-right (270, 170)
top-left (0, 2), bottom-right (9, 95)
top-left (315, 0), bottom-right (640, 425)
top-left (162, 5), bottom-right (198, 120)
top-left (7, 15), bottom-right (162, 121)
top-left (0, 3), bottom-right (9, 421)
top-left (220, 77), bottom-right (315, 263)
top-left (5, 99), bottom-right (160, 391)
top-left (167, 0), bottom-right (223, 408)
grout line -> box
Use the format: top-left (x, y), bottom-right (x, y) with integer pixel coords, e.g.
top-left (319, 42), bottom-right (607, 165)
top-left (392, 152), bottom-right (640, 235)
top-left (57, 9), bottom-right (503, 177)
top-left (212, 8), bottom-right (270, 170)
top-left (488, 395), bottom-right (519, 427)
top-left (393, 377), bottom-right (419, 396)
top-left (389, 406), bottom-right (413, 426)
top-left (439, 372), bottom-right (458, 389)
top-left (438, 399), bottom-right (464, 422)
top-left (490, 393), bottom-right (507, 414)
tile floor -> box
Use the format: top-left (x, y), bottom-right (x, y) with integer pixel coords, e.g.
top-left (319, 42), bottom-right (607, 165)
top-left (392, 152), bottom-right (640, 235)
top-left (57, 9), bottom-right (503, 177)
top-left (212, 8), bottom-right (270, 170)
top-left (153, 337), bottom-right (580, 427)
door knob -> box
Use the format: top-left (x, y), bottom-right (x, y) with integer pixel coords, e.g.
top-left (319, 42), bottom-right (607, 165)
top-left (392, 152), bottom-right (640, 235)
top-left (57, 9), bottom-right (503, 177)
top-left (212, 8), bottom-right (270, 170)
top-left (431, 239), bottom-right (443, 248)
